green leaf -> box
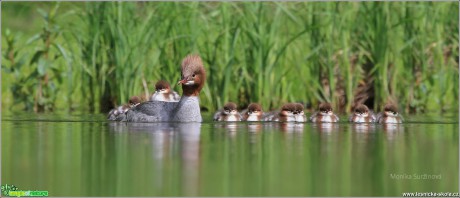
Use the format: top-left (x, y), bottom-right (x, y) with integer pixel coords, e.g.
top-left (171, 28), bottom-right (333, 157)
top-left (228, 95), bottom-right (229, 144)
top-left (37, 8), bottom-right (48, 21)
top-left (29, 50), bottom-right (45, 65)
top-left (51, 67), bottom-right (63, 84)
top-left (49, 2), bottom-right (60, 19)
top-left (26, 34), bottom-right (42, 45)
top-left (52, 43), bottom-right (71, 63)
top-left (1, 64), bottom-right (12, 73)
top-left (37, 59), bottom-right (48, 76)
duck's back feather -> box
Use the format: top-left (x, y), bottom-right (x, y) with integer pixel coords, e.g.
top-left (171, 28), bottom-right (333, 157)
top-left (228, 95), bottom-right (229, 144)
top-left (119, 101), bottom-right (177, 122)
top-left (119, 96), bottom-right (202, 122)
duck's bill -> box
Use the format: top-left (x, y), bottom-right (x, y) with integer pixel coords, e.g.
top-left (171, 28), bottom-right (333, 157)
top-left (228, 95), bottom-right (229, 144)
top-left (177, 79), bottom-right (195, 85)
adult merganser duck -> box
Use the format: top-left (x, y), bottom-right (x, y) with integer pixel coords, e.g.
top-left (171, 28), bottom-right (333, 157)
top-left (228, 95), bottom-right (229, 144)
top-left (213, 102), bottom-right (242, 121)
top-left (115, 54), bottom-right (206, 122)
top-left (107, 96), bottom-right (141, 120)
top-left (310, 102), bottom-right (339, 123)
top-left (376, 103), bottom-right (403, 124)
top-left (293, 103), bottom-right (307, 122)
top-left (263, 103), bottom-right (296, 122)
top-left (349, 104), bottom-right (376, 123)
top-left (241, 103), bottom-right (264, 121)
top-left (150, 80), bottom-right (181, 102)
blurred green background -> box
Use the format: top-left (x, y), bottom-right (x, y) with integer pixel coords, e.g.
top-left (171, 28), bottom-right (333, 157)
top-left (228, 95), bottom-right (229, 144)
top-left (2, 1), bottom-right (458, 114)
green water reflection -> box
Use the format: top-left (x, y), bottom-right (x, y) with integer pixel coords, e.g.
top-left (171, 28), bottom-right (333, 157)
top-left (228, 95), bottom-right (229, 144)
top-left (1, 113), bottom-right (458, 196)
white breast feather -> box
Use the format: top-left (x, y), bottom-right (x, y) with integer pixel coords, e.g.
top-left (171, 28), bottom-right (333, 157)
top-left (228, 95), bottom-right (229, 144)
top-left (227, 115), bottom-right (238, 122)
top-left (246, 115), bottom-right (259, 121)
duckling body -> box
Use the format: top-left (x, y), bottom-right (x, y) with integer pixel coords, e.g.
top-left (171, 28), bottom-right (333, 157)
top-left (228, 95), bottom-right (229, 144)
top-left (310, 103), bottom-right (339, 123)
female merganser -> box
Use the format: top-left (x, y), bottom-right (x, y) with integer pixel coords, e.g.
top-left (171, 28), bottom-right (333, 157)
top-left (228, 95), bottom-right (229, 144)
top-left (349, 104), bottom-right (376, 123)
top-left (115, 54), bottom-right (206, 122)
top-left (241, 103), bottom-right (264, 121)
top-left (213, 102), bottom-right (242, 121)
top-left (107, 96), bottom-right (141, 120)
top-left (294, 103), bottom-right (307, 122)
top-left (263, 103), bottom-right (296, 122)
top-left (150, 80), bottom-right (181, 102)
top-left (310, 102), bottom-right (339, 123)
top-left (376, 103), bottom-right (403, 124)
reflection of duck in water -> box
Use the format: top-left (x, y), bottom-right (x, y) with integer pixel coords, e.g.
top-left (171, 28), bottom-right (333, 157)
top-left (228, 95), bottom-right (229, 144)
top-left (108, 122), bottom-right (202, 196)
top-left (351, 123), bottom-right (376, 133)
top-left (310, 102), bottom-right (340, 123)
top-left (213, 102), bottom-right (242, 121)
top-left (376, 103), bottom-right (403, 124)
top-left (247, 123), bottom-right (263, 133)
top-left (382, 123), bottom-right (404, 141)
top-left (280, 122), bottom-right (305, 133)
top-left (349, 104), bottom-right (376, 123)
top-left (312, 122), bottom-right (339, 134)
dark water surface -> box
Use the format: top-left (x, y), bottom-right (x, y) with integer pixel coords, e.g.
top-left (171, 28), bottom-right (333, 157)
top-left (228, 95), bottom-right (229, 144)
top-left (2, 112), bottom-right (458, 196)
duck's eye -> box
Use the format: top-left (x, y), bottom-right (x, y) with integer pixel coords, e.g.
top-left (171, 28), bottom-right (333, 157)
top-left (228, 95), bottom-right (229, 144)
top-left (192, 74), bottom-right (196, 78)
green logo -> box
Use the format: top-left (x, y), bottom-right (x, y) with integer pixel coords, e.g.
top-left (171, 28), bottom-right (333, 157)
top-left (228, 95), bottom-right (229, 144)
top-left (1, 184), bottom-right (18, 196)
top-left (1, 184), bottom-right (48, 197)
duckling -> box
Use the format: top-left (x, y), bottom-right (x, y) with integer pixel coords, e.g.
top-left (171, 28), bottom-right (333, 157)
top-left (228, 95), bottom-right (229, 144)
top-left (310, 102), bottom-right (339, 123)
top-left (213, 102), bottom-right (242, 121)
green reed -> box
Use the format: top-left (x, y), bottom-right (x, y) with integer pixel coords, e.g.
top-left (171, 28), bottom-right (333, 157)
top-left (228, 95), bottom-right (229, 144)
top-left (1, 1), bottom-right (458, 113)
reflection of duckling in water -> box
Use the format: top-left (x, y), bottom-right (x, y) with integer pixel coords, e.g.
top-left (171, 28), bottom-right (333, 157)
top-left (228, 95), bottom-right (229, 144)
top-left (351, 123), bottom-right (376, 133)
top-left (349, 104), bottom-right (376, 123)
top-left (247, 123), bottom-right (263, 133)
top-left (310, 102), bottom-right (339, 123)
top-left (280, 122), bottom-right (305, 133)
top-left (376, 103), bottom-right (403, 124)
top-left (382, 123), bottom-right (404, 141)
top-left (107, 96), bottom-right (141, 120)
top-left (312, 122), bottom-right (339, 134)
top-left (213, 102), bottom-right (242, 121)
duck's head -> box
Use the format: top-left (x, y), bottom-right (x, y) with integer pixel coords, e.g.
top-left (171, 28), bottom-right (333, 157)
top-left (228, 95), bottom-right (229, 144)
top-left (280, 103), bottom-right (296, 116)
top-left (354, 104), bottom-right (370, 117)
top-left (155, 80), bottom-right (171, 94)
top-left (294, 103), bottom-right (305, 115)
top-left (223, 102), bottom-right (238, 115)
top-left (318, 102), bottom-right (334, 116)
top-left (247, 103), bottom-right (263, 116)
top-left (178, 54), bottom-right (206, 96)
top-left (383, 103), bottom-right (399, 117)
top-left (128, 96), bottom-right (141, 107)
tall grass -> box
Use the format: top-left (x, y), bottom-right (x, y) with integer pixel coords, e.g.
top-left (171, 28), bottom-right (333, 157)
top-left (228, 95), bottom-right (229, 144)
top-left (2, 1), bottom-right (458, 113)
